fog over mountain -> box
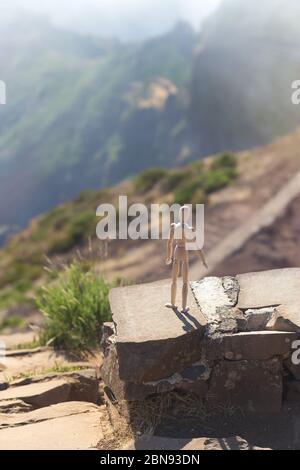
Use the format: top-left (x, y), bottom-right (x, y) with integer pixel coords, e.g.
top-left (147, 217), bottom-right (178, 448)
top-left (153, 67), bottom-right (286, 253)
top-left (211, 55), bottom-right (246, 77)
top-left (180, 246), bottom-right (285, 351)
top-left (2, 0), bottom-right (221, 41)
top-left (1, 0), bottom-right (300, 242)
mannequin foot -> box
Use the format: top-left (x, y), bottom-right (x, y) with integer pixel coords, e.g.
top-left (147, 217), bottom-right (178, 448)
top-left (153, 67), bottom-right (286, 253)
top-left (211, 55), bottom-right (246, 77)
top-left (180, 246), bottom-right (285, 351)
top-left (165, 302), bottom-right (177, 309)
top-left (182, 306), bottom-right (190, 314)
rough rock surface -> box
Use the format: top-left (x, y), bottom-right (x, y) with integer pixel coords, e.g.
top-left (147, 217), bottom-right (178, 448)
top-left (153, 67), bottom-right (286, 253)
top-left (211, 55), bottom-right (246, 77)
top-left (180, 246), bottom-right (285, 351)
top-left (109, 279), bottom-right (207, 383)
top-left (208, 331), bottom-right (297, 361)
top-left (0, 399), bottom-right (33, 414)
top-left (207, 358), bottom-right (282, 413)
top-left (102, 346), bottom-right (210, 401)
top-left (241, 307), bottom-right (276, 331)
top-left (102, 268), bottom-right (300, 412)
top-left (0, 371), bottom-right (99, 409)
top-left (0, 402), bottom-right (104, 450)
top-left (0, 347), bottom-right (90, 383)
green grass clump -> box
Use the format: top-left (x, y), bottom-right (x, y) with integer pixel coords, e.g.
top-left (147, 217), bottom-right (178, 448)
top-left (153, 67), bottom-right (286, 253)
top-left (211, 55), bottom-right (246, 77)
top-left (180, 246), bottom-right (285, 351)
top-left (0, 261), bottom-right (41, 289)
top-left (37, 261), bottom-right (113, 355)
top-left (211, 152), bottom-right (237, 171)
top-left (0, 315), bottom-right (26, 332)
top-left (48, 210), bottom-right (97, 254)
top-left (161, 170), bottom-right (189, 192)
top-left (203, 153), bottom-right (238, 194)
top-left (173, 153), bottom-right (238, 204)
top-left (201, 169), bottom-right (234, 194)
top-left (134, 168), bottom-right (167, 193)
top-left (174, 179), bottom-right (205, 205)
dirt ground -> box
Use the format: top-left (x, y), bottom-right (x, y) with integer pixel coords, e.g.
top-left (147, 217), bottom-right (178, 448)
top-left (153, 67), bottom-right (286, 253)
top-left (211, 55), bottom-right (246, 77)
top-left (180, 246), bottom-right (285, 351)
top-left (154, 402), bottom-right (300, 450)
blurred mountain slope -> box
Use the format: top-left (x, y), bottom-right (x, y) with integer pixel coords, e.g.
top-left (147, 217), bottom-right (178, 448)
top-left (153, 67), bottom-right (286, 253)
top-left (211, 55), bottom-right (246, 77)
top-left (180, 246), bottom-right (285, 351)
top-left (0, 15), bottom-right (196, 230)
top-left (2, 0), bottom-right (300, 236)
top-left (2, 125), bottom-right (300, 313)
top-left (190, 0), bottom-right (300, 155)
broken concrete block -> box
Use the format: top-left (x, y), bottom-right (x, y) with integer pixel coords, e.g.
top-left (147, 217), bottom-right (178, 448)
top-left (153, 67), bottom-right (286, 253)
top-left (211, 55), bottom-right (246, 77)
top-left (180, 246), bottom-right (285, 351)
top-left (207, 358), bottom-right (282, 413)
top-left (109, 280), bottom-right (207, 383)
top-left (190, 276), bottom-right (239, 324)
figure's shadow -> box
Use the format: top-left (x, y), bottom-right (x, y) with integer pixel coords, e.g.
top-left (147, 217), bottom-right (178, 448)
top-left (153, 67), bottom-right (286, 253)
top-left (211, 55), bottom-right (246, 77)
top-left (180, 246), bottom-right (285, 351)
top-left (172, 307), bottom-right (202, 332)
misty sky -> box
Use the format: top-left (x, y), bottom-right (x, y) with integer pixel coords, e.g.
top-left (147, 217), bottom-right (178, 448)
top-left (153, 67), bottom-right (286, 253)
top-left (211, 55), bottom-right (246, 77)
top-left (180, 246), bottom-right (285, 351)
top-left (3, 0), bottom-right (222, 40)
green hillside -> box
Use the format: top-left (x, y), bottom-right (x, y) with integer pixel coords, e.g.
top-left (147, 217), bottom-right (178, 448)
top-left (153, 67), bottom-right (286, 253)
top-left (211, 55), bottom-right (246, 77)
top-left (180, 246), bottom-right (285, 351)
top-left (0, 15), bottom-right (196, 232)
top-left (0, 151), bottom-right (237, 313)
top-left (2, 1), bottom-right (300, 242)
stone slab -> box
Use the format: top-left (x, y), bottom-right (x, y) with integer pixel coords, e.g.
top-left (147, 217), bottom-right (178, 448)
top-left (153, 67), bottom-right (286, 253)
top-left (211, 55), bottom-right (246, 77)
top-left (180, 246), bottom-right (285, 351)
top-left (109, 280), bottom-right (207, 383)
top-left (241, 307), bottom-right (276, 331)
top-left (0, 401), bottom-right (100, 429)
top-left (0, 399), bottom-right (33, 414)
top-left (0, 348), bottom-right (91, 383)
top-left (110, 279), bottom-right (206, 343)
top-left (0, 379), bottom-right (72, 408)
top-left (102, 343), bottom-right (210, 401)
top-left (237, 268), bottom-right (300, 309)
top-left (0, 402), bottom-right (104, 450)
top-left (0, 372), bottom-right (99, 408)
top-left (206, 331), bottom-right (297, 361)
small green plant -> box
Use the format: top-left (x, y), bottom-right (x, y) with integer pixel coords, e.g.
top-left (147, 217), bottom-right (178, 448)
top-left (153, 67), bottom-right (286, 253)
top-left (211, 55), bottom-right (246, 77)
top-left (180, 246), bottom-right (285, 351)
top-left (174, 179), bottom-right (205, 205)
top-left (37, 261), bottom-right (113, 355)
top-left (211, 152), bottom-right (237, 171)
top-left (161, 171), bottom-right (189, 192)
top-left (134, 168), bottom-right (167, 193)
top-left (0, 315), bottom-right (26, 332)
top-left (0, 261), bottom-right (41, 289)
top-left (201, 169), bottom-right (233, 194)
top-left (48, 210), bottom-right (97, 254)
top-left (202, 153), bottom-right (238, 194)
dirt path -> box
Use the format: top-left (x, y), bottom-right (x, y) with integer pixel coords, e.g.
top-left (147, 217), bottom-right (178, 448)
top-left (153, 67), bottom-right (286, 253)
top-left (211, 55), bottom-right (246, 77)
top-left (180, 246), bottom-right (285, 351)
top-left (190, 169), bottom-right (300, 280)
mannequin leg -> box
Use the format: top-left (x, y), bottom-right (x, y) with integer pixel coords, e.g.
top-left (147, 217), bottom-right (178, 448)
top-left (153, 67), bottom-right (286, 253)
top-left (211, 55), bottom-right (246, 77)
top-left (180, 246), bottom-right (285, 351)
top-left (171, 260), bottom-right (180, 307)
top-left (166, 259), bottom-right (180, 308)
top-left (182, 260), bottom-right (189, 312)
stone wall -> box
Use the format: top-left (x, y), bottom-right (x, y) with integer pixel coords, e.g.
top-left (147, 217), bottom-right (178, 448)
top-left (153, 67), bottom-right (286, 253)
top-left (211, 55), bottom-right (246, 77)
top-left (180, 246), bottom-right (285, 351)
top-left (101, 269), bottom-right (300, 413)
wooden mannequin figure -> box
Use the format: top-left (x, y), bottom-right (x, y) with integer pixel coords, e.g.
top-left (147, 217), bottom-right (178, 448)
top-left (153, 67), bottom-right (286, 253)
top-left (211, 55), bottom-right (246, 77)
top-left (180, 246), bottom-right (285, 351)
top-left (165, 205), bottom-right (208, 313)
